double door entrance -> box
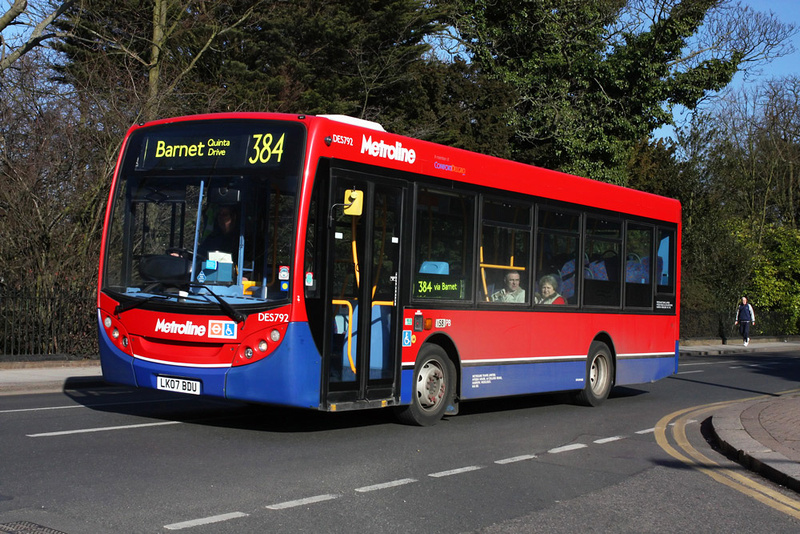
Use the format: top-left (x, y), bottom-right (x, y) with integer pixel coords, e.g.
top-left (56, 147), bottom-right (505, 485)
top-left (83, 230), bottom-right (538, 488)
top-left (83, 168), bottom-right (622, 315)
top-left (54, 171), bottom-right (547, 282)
top-left (325, 171), bottom-right (406, 406)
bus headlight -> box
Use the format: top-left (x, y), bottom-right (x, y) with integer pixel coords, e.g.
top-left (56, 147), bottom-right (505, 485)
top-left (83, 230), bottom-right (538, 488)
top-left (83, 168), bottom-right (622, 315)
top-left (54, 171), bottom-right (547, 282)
top-left (244, 346), bottom-right (254, 359)
top-left (258, 340), bottom-right (268, 352)
top-left (270, 329), bottom-right (281, 342)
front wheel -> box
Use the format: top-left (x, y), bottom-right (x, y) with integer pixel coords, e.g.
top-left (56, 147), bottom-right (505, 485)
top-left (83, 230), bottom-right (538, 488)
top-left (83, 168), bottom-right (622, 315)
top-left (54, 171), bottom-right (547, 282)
top-left (574, 341), bottom-right (614, 407)
top-left (396, 345), bottom-right (455, 426)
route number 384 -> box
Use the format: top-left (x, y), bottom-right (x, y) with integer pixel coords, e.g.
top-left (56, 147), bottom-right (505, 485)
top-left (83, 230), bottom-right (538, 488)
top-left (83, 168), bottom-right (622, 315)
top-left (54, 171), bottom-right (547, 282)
top-left (249, 133), bottom-right (285, 164)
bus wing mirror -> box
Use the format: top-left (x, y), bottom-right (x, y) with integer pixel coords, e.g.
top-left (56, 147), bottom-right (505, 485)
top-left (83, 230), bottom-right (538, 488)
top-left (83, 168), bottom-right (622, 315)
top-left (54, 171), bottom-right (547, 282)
top-left (343, 189), bottom-right (363, 216)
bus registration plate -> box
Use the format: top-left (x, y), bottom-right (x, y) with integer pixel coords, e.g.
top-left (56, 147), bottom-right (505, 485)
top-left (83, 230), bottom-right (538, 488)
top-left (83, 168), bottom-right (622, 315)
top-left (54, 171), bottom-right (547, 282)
top-left (157, 376), bottom-right (201, 395)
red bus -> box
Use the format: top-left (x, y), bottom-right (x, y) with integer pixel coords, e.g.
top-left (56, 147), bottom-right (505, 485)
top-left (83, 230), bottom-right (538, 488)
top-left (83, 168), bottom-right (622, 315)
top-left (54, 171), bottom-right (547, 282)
top-left (97, 112), bottom-right (680, 425)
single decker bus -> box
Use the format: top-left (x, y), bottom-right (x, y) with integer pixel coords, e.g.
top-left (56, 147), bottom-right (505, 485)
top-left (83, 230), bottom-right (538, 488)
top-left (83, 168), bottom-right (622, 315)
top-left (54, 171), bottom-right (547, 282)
top-left (98, 112), bottom-right (680, 426)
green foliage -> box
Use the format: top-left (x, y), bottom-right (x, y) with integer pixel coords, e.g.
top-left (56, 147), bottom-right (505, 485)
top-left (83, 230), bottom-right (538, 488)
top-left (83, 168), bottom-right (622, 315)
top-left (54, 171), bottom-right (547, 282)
top-left (450, 0), bottom-right (741, 184)
top-left (749, 225), bottom-right (800, 334)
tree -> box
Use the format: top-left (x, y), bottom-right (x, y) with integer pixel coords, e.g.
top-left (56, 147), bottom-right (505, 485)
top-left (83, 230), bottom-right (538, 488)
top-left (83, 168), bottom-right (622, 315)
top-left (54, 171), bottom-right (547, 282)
top-left (0, 0), bottom-right (76, 74)
top-left (447, 0), bottom-right (796, 184)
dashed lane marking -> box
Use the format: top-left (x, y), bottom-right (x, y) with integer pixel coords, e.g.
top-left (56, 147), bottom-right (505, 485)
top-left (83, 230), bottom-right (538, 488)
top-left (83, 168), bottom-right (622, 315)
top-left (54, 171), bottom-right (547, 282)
top-left (355, 478), bottom-right (417, 492)
top-left (161, 430), bottom-right (657, 529)
top-left (495, 454), bottom-right (537, 464)
top-left (548, 443), bottom-right (587, 454)
top-left (594, 436), bottom-right (624, 444)
top-left (429, 466), bottom-right (483, 478)
top-left (266, 494), bottom-right (340, 510)
top-left (164, 512), bottom-right (249, 530)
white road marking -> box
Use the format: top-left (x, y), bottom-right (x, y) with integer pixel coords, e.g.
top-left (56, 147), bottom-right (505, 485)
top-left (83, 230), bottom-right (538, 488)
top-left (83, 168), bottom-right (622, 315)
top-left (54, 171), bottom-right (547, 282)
top-left (495, 454), bottom-right (537, 464)
top-left (164, 512), bottom-right (248, 530)
top-left (1, 404), bottom-right (85, 414)
top-left (679, 361), bottom-right (737, 366)
top-left (636, 428), bottom-right (655, 434)
top-left (27, 420), bottom-right (182, 437)
top-left (548, 443), bottom-right (587, 454)
top-left (676, 370), bottom-right (704, 375)
top-left (266, 494), bottom-right (340, 510)
top-left (428, 466), bottom-right (483, 478)
top-left (355, 478), bottom-right (417, 492)
top-left (594, 436), bottom-right (624, 444)
top-left (1, 398), bottom-right (193, 415)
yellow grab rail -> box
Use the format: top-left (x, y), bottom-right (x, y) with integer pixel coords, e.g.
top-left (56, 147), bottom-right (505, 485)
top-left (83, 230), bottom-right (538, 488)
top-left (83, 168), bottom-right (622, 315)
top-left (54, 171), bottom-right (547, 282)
top-left (332, 300), bottom-right (356, 374)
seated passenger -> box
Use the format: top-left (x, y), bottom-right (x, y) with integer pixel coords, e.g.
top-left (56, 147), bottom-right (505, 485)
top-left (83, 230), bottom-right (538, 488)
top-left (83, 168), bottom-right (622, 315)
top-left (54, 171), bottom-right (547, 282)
top-left (537, 274), bottom-right (566, 305)
top-left (491, 271), bottom-right (526, 303)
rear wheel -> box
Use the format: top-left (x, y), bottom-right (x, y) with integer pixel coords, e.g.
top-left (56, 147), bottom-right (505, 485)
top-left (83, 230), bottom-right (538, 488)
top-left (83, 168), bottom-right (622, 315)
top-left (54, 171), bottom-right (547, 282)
top-left (397, 344), bottom-right (455, 426)
top-left (574, 341), bottom-right (614, 406)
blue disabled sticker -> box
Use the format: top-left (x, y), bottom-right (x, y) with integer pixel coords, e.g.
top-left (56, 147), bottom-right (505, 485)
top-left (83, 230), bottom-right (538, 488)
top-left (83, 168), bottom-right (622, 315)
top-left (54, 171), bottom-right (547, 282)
top-left (402, 330), bottom-right (413, 347)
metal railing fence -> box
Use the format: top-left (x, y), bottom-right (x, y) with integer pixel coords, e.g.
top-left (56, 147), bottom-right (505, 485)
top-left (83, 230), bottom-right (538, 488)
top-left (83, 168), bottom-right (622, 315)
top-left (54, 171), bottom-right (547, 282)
top-left (0, 291), bottom-right (97, 359)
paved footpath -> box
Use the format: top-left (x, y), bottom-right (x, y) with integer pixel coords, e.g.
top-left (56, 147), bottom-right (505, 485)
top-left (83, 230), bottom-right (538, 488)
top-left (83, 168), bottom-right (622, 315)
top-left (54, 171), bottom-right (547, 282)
top-left (2, 340), bottom-right (800, 491)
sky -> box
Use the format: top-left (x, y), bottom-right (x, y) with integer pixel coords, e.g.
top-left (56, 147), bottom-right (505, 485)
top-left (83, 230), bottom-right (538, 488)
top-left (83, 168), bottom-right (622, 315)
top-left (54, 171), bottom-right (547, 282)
top-left (656, 1), bottom-right (800, 139)
top-left (740, 1), bottom-right (800, 83)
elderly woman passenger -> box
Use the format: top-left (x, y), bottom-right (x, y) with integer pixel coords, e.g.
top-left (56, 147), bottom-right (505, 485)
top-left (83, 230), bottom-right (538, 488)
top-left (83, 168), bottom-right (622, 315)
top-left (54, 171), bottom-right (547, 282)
top-left (537, 274), bottom-right (566, 305)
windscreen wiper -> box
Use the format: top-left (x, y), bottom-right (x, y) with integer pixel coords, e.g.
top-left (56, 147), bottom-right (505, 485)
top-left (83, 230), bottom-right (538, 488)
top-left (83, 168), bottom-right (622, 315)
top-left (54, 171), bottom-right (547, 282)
top-left (113, 282), bottom-right (193, 315)
top-left (114, 293), bottom-right (173, 315)
top-left (189, 283), bottom-right (247, 324)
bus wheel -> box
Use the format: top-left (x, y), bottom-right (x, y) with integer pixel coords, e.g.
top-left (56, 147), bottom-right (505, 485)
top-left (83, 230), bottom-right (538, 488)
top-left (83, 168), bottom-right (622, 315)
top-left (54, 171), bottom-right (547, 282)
top-left (397, 345), bottom-right (455, 426)
top-left (574, 341), bottom-right (614, 407)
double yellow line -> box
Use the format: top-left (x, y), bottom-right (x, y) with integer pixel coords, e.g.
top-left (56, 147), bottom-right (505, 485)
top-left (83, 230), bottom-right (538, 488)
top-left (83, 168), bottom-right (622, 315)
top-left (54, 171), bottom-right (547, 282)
top-left (655, 391), bottom-right (800, 518)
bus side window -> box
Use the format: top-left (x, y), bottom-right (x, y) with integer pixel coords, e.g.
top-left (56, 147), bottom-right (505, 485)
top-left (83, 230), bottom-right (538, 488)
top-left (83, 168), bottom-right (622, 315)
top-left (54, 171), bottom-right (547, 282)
top-left (413, 188), bottom-right (475, 301)
top-left (480, 198), bottom-right (531, 304)
top-left (583, 217), bottom-right (621, 307)
top-left (657, 228), bottom-right (676, 293)
top-left (536, 209), bottom-right (580, 305)
top-left (625, 224), bottom-right (654, 308)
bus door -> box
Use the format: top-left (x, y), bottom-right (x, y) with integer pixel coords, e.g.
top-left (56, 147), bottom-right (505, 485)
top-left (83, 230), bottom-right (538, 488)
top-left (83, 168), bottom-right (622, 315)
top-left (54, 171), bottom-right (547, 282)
top-left (326, 173), bottom-right (405, 405)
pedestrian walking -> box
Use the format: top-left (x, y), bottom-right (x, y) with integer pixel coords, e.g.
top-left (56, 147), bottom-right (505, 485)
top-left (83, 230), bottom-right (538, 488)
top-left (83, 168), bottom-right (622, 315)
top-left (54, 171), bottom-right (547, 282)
top-left (735, 296), bottom-right (755, 346)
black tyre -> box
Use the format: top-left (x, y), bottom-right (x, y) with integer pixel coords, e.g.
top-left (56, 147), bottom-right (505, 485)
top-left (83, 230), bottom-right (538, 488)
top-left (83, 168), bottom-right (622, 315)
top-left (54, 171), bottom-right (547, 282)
top-left (574, 341), bottom-right (614, 407)
top-left (396, 344), bottom-right (455, 426)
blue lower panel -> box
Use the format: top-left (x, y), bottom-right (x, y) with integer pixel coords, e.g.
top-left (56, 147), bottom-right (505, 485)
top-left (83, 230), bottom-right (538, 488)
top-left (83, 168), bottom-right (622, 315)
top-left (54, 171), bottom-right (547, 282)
top-left (616, 356), bottom-right (675, 385)
top-left (100, 320), bottom-right (322, 409)
top-left (460, 361), bottom-right (587, 400)
top-left (401, 360), bottom-right (587, 404)
top-left (225, 322), bottom-right (321, 409)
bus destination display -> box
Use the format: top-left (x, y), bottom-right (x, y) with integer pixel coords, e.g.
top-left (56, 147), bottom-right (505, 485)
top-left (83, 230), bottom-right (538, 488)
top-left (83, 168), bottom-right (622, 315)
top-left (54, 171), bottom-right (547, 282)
top-left (133, 121), bottom-right (303, 171)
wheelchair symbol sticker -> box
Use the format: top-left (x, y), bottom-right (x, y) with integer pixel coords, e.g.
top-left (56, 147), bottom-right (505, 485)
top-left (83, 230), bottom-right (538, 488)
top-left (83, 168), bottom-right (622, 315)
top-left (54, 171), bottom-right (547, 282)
top-left (402, 330), bottom-right (412, 347)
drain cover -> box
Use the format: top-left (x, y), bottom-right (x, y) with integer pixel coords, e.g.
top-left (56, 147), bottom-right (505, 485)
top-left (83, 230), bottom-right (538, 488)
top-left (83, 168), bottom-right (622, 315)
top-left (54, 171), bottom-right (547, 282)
top-left (0, 522), bottom-right (69, 534)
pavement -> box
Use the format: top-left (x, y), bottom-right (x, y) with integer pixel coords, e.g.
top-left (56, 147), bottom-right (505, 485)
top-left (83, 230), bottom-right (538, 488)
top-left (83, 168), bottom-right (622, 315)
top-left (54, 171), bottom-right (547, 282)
top-left (2, 339), bottom-right (800, 492)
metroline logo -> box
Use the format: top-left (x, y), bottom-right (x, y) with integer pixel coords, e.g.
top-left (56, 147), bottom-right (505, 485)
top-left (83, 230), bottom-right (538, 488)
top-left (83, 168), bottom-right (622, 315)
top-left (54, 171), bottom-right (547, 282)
top-left (154, 318), bottom-right (237, 340)
top-left (155, 318), bottom-right (207, 336)
top-left (361, 135), bottom-right (416, 164)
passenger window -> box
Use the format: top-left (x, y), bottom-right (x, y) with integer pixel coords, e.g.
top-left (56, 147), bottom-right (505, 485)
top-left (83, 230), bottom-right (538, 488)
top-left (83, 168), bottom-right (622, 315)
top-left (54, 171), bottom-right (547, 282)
top-left (413, 188), bottom-right (474, 300)
top-left (480, 199), bottom-right (531, 304)
top-left (536, 209), bottom-right (580, 305)
top-left (657, 228), bottom-right (676, 293)
top-left (583, 217), bottom-right (621, 307)
top-left (625, 224), bottom-right (653, 308)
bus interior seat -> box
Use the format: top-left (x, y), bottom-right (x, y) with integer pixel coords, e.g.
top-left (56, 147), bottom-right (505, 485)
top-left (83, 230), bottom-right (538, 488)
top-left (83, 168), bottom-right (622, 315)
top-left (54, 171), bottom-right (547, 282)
top-left (626, 256), bottom-right (649, 284)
